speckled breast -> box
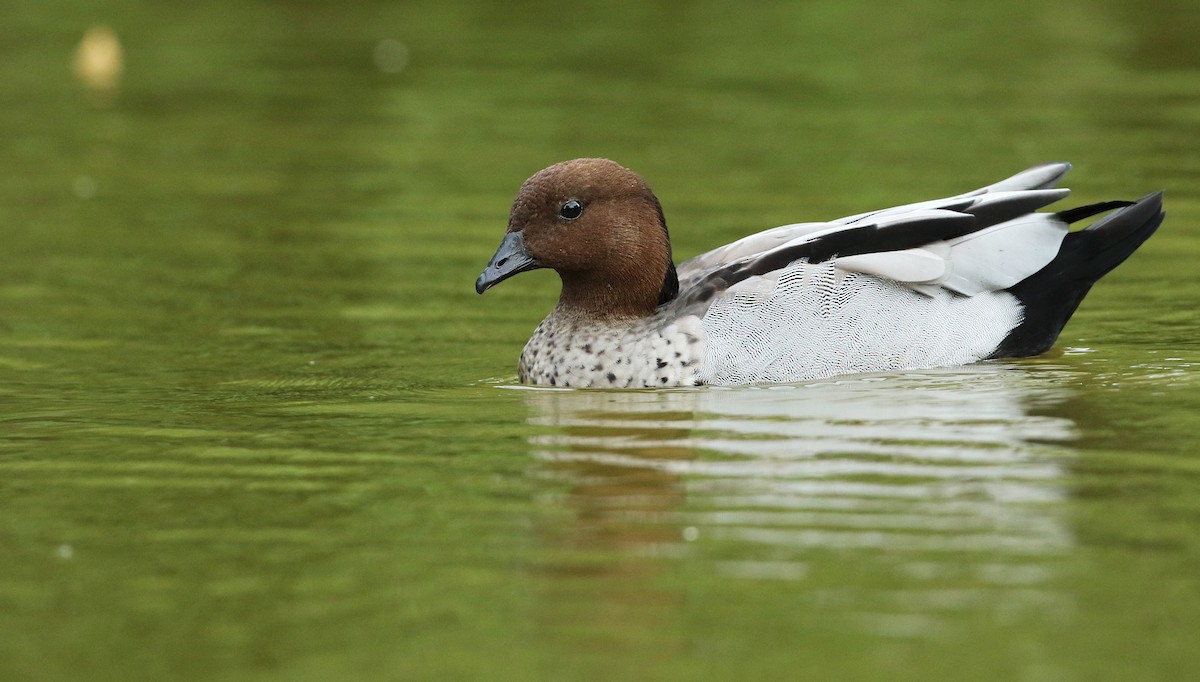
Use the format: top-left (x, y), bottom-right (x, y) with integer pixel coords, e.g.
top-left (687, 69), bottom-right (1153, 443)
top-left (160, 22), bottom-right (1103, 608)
top-left (517, 313), bottom-right (707, 388)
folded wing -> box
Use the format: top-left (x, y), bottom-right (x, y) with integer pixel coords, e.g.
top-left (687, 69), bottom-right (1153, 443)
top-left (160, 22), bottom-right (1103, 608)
top-left (675, 163), bottom-right (1076, 312)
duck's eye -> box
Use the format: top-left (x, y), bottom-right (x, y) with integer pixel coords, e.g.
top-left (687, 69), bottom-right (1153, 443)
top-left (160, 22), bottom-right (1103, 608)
top-left (558, 199), bottom-right (584, 221)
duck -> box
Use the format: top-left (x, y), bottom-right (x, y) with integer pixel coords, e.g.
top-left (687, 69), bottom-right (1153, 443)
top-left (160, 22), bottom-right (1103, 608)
top-left (476, 158), bottom-right (1164, 387)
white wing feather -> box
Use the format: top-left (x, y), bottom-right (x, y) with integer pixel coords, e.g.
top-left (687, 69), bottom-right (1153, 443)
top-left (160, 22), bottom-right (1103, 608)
top-left (834, 248), bottom-right (947, 284)
top-left (830, 214), bottom-right (1068, 297)
top-left (939, 214), bottom-right (1068, 295)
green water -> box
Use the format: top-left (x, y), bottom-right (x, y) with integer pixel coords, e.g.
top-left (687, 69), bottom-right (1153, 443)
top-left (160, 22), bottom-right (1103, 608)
top-left (3, 1), bottom-right (1199, 680)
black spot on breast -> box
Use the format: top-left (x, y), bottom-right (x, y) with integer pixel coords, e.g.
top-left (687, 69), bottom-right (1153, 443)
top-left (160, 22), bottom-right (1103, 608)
top-left (549, 376), bottom-right (556, 386)
top-left (656, 359), bottom-right (668, 369)
top-left (660, 377), bottom-right (668, 384)
top-left (607, 372), bottom-right (617, 383)
top-left (583, 343), bottom-right (592, 353)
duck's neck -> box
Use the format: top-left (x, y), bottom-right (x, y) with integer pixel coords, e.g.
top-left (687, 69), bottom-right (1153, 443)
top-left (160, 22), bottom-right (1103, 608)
top-left (556, 260), bottom-right (678, 321)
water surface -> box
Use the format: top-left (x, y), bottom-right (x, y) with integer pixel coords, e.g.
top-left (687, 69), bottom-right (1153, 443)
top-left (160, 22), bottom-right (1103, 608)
top-left (2, 1), bottom-right (1199, 680)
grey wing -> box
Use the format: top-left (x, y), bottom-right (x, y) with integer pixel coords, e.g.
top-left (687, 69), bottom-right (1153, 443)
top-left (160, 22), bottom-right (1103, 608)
top-left (676, 162), bottom-right (1072, 290)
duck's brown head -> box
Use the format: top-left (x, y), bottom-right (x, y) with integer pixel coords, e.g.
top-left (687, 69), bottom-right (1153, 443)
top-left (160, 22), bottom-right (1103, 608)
top-left (475, 158), bottom-right (678, 319)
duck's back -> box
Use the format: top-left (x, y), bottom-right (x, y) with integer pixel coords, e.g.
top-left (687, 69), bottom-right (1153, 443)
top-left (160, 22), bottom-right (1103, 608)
top-left (670, 163), bottom-right (1164, 385)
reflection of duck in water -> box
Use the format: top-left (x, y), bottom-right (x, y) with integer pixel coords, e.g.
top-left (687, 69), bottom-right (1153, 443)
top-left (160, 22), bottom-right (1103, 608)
top-left (520, 367), bottom-right (1084, 638)
top-left (523, 365), bottom-right (1076, 558)
top-left (523, 367), bottom-right (1080, 638)
top-left (478, 159), bottom-right (1163, 387)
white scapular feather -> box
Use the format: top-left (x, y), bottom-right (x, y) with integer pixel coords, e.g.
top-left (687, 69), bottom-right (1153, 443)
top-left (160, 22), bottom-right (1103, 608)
top-left (977, 163), bottom-right (1070, 192)
top-left (967, 189), bottom-right (1070, 212)
top-left (828, 213), bottom-right (1069, 297)
top-left (694, 222), bottom-right (826, 267)
top-left (939, 214), bottom-right (1068, 296)
top-left (833, 248), bottom-right (947, 284)
top-left (870, 208), bottom-right (971, 228)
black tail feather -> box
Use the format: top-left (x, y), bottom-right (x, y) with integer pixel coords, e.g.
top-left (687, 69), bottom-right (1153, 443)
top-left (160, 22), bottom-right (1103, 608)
top-left (990, 192), bottom-right (1165, 359)
top-left (1055, 200), bottom-right (1133, 225)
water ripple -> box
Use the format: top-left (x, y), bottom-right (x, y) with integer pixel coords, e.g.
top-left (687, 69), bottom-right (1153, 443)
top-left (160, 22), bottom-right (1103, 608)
top-left (517, 364), bottom-right (1080, 634)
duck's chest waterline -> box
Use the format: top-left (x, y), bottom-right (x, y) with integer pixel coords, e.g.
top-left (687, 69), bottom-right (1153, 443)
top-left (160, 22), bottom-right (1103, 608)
top-left (517, 314), bottom-right (706, 388)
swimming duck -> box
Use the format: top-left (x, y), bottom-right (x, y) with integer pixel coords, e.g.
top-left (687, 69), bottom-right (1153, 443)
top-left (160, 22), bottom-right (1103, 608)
top-left (476, 159), bottom-right (1164, 387)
